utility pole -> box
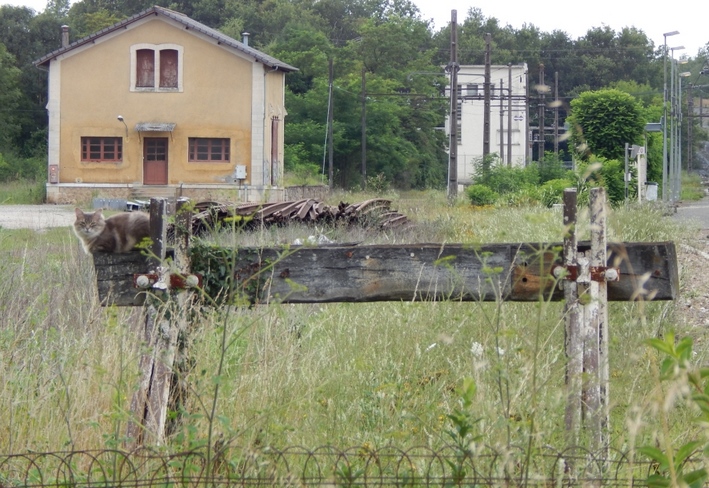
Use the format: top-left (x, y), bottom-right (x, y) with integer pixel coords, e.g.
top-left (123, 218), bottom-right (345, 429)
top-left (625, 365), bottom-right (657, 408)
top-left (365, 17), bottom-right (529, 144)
top-left (507, 63), bottom-right (512, 166)
top-left (687, 83), bottom-right (693, 171)
top-left (499, 78), bottom-right (504, 163)
top-left (554, 71), bottom-right (559, 159)
top-left (447, 10), bottom-right (459, 199)
top-left (328, 58), bottom-right (334, 188)
top-left (361, 65), bottom-right (366, 190)
top-left (482, 33), bottom-right (492, 159)
top-left (538, 64), bottom-right (545, 162)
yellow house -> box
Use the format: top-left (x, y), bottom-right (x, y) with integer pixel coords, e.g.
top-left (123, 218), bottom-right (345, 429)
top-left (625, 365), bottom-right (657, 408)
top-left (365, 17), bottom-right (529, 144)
top-left (34, 6), bottom-right (297, 205)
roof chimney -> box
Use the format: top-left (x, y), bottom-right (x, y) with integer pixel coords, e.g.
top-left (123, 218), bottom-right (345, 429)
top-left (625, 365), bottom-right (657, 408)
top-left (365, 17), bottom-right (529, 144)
top-left (61, 25), bottom-right (70, 48)
top-left (241, 32), bottom-right (250, 46)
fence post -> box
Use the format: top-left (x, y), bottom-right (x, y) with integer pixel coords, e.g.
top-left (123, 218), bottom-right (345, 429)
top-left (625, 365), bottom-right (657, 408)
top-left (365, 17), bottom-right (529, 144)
top-left (563, 188), bottom-right (582, 445)
top-left (166, 198), bottom-right (195, 437)
top-left (125, 198), bottom-right (196, 446)
top-left (585, 187), bottom-right (609, 452)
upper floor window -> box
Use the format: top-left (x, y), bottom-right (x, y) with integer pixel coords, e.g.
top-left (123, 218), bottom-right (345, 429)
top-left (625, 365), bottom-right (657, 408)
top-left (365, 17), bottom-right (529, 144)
top-left (188, 138), bottom-right (230, 162)
top-left (458, 83), bottom-right (479, 98)
top-left (81, 137), bottom-right (122, 162)
top-left (131, 44), bottom-right (183, 92)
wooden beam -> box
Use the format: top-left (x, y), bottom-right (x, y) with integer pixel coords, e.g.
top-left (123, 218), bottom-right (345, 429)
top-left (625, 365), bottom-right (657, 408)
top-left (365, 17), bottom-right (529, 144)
top-left (93, 241), bottom-right (678, 307)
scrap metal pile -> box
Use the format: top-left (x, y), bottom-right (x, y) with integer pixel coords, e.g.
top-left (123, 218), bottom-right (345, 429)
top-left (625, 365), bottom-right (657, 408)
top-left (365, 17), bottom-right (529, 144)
top-left (182, 198), bottom-right (408, 236)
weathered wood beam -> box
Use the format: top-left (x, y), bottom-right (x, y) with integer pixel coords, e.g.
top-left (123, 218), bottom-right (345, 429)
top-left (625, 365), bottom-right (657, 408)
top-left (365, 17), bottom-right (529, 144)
top-left (93, 241), bottom-right (678, 307)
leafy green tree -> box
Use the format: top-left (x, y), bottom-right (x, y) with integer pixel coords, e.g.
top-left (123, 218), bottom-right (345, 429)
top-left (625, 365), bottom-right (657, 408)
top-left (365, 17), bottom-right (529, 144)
top-left (0, 6), bottom-right (63, 155)
top-left (567, 88), bottom-right (645, 160)
top-left (68, 9), bottom-right (125, 38)
top-left (0, 42), bottom-right (22, 150)
top-left (3, 0), bottom-right (691, 191)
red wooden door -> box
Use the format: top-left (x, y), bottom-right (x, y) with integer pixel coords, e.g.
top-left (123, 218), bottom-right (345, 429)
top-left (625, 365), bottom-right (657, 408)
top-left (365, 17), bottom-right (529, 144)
top-left (143, 137), bottom-right (168, 185)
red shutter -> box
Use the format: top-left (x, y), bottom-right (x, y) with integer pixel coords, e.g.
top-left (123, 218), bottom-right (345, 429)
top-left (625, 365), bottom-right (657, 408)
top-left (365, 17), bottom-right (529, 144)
top-left (160, 50), bottom-right (178, 88)
top-left (136, 49), bottom-right (155, 87)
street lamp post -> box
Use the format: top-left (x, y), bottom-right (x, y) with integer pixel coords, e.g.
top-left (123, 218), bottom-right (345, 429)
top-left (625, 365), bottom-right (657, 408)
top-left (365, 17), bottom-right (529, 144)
top-left (669, 45), bottom-right (684, 202)
top-left (662, 31), bottom-right (679, 202)
top-left (678, 71), bottom-right (692, 200)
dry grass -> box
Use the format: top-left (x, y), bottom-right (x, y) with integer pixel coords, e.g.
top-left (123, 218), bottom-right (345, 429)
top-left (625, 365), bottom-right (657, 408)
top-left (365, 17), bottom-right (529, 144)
top-left (0, 192), bottom-right (701, 459)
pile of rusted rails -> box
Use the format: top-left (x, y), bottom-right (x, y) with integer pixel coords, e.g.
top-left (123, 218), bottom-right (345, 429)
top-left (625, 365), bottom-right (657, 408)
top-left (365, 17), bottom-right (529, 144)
top-left (181, 198), bottom-right (408, 236)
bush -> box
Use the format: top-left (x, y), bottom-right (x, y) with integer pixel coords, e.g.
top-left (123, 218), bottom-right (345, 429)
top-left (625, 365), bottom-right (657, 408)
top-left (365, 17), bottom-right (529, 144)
top-left (539, 178), bottom-right (577, 207)
top-left (579, 159), bottom-right (628, 206)
top-left (534, 158), bottom-right (574, 184)
top-left (367, 173), bottom-right (390, 193)
top-left (477, 164), bottom-right (538, 194)
top-left (466, 184), bottom-right (498, 206)
top-left (0, 152), bottom-right (46, 182)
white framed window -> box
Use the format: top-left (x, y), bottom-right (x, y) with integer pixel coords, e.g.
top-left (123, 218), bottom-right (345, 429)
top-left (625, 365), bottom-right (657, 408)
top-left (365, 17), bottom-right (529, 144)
top-left (130, 44), bottom-right (183, 92)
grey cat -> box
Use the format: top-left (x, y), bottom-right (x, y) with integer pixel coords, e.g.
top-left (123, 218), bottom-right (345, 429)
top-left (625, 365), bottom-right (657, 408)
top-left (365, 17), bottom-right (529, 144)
top-left (73, 208), bottom-right (150, 253)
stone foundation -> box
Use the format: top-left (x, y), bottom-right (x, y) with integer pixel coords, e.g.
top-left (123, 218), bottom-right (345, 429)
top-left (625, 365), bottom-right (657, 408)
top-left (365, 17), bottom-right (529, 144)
top-left (46, 184), bottom-right (133, 206)
top-left (46, 183), bottom-right (330, 206)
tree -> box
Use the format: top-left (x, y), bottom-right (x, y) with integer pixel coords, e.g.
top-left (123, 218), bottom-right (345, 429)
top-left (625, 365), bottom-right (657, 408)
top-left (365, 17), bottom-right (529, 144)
top-left (567, 88), bottom-right (645, 160)
top-left (0, 42), bottom-right (22, 150)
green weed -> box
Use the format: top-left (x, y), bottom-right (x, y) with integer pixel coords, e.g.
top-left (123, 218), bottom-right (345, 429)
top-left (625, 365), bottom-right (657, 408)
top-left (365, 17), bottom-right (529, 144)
top-left (0, 190), bottom-right (703, 486)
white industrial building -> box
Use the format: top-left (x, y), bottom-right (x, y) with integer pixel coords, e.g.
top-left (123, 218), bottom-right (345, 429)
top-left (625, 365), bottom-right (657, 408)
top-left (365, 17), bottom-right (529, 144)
top-left (446, 63), bottom-right (529, 184)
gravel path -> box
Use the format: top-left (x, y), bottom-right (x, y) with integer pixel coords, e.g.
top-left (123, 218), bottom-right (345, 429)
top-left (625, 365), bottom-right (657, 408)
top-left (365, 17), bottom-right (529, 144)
top-left (2, 198), bottom-right (709, 231)
top-left (0, 205), bottom-right (76, 230)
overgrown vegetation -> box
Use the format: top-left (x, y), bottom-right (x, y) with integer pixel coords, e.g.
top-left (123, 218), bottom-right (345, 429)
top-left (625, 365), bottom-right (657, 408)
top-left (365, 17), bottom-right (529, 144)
top-left (681, 172), bottom-right (706, 201)
top-left (465, 156), bottom-right (580, 207)
top-left (463, 151), bottom-right (677, 207)
top-left (0, 178), bottom-right (45, 204)
top-left (0, 190), bottom-right (702, 484)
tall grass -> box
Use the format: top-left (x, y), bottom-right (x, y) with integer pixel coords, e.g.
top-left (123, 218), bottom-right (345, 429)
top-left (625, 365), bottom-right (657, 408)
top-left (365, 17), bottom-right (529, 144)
top-left (0, 193), bottom-right (702, 462)
top-left (0, 180), bottom-right (46, 204)
top-left (681, 172), bottom-right (705, 201)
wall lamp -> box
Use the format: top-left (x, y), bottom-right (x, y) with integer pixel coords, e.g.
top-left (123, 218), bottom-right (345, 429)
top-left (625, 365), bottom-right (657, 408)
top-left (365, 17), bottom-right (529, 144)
top-left (117, 115), bottom-right (129, 138)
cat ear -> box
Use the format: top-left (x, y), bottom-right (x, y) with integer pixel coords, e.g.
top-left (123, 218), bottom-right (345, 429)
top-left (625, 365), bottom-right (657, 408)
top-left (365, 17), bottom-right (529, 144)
top-left (92, 208), bottom-right (104, 220)
top-left (74, 207), bottom-right (84, 218)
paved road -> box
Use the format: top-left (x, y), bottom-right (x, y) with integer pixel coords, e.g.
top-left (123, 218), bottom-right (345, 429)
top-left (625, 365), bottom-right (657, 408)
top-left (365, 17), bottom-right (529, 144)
top-left (0, 205), bottom-right (76, 230)
top-left (1, 199), bottom-right (708, 231)
top-left (675, 198), bottom-right (709, 231)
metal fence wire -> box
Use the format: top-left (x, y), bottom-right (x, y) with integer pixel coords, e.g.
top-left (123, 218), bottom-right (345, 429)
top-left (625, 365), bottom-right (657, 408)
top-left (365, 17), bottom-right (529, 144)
top-left (0, 443), bottom-right (685, 487)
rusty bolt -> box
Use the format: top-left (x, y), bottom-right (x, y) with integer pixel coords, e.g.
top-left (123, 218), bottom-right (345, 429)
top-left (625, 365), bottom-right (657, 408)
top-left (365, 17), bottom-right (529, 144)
top-left (185, 274), bottom-right (200, 287)
top-left (603, 268), bottom-right (619, 281)
top-left (136, 275), bottom-right (151, 288)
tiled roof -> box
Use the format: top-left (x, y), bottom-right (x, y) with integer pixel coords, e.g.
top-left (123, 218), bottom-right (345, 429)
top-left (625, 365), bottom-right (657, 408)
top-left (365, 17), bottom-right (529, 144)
top-left (34, 6), bottom-right (297, 72)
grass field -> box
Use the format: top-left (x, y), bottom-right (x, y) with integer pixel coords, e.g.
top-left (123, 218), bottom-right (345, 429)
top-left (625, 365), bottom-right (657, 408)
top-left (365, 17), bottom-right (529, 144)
top-left (0, 190), bottom-right (705, 484)
top-left (0, 180), bottom-right (46, 204)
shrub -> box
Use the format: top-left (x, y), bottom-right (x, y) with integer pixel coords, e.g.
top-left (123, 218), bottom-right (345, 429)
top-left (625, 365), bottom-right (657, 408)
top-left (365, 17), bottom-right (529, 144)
top-left (534, 158), bottom-right (573, 184)
top-left (539, 178), bottom-right (577, 207)
top-left (0, 152), bottom-right (46, 182)
top-left (367, 173), bottom-right (390, 193)
top-left (474, 162), bottom-right (539, 195)
top-left (466, 184), bottom-right (498, 206)
top-left (579, 159), bottom-right (628, 206)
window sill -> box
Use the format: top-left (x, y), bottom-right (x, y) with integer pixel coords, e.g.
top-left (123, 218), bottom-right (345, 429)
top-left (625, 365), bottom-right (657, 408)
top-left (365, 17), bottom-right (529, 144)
top-left (131, 87), bottom-right (182, 93)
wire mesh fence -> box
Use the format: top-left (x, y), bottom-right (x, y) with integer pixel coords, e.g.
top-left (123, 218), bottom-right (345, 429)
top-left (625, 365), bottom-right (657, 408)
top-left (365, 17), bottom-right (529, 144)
top-left (0, 443), bottom-right (677, 487)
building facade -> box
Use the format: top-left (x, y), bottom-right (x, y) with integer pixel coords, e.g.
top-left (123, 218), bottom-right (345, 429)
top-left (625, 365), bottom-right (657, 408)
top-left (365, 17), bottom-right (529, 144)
top-left (447, 64), bottom-right (529, 184)
top-left (34, 6), bottom-right (297, 205)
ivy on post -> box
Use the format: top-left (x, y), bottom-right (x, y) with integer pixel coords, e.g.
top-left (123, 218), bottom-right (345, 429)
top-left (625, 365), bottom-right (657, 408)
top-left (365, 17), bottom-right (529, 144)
top-left (166, 198), bottom-right (195, 437)
top-left (126, 198), bottom-right (178, 447)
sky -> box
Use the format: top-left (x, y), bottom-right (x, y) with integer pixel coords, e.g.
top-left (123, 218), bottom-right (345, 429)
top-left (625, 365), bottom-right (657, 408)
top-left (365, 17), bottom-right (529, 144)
top-left (417, 0), bottom-right (707, 58)
top-left (2, 0), bottom-right (707, 58)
